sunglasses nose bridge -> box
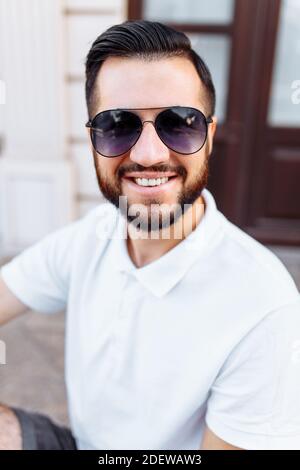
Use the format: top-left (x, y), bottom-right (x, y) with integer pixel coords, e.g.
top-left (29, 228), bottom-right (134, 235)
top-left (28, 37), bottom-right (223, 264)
top-left (139, 119), bottom-right (164, 141)
top-left (141, 119), bottom-right (155, 127)
top-left (135, 119), bottom-right (165, 146)
top-left (129, 119), bottom-right (170, 165)
top-left (135, 119), bottom-right (159, 140)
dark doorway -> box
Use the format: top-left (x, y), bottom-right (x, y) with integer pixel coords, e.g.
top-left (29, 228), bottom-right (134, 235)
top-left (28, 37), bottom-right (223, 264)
top-left (128, 0), bottom-right (300, 245)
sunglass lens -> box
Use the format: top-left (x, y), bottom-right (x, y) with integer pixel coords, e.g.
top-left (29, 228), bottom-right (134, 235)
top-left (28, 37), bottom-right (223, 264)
top-left (91, 110), bottom-right (141, 157)
top-left (156, 107), bottom-right (208, 154)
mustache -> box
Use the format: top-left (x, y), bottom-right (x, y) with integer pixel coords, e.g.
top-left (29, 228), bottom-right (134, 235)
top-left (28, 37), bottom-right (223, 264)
top-left (118, 164), bottom-right (187, 179)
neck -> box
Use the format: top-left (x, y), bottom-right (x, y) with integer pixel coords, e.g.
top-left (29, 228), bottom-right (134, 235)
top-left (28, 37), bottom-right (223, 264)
top-left (126, 195), bottom-right (206, 268)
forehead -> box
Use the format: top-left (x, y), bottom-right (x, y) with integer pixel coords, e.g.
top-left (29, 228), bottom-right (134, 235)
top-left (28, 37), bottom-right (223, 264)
top-left (95, 56), bottom-right (206, 111)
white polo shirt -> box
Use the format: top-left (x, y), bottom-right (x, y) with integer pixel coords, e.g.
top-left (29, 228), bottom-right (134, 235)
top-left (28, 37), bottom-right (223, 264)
top-left (1, 188), bottom-right (300, 450)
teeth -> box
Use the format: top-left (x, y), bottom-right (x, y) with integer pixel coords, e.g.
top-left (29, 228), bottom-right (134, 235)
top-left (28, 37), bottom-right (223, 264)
top-left (134, 177), bottom-right (169, 187)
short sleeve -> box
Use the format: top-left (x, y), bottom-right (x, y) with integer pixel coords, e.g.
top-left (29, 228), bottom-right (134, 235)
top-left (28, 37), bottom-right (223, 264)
top-left (0, 220), bottom-right (80, 314)
top-left (205, 296), bottom-right (300, 449)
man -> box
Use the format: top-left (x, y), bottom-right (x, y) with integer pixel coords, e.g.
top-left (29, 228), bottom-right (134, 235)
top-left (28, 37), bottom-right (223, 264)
top-left (0, 20), bottom-right (300, 450)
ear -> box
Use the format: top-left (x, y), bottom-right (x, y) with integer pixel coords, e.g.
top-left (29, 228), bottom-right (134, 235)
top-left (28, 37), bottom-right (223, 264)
top-left (86, 126), bottom-right (94, 153)
top-left (207, 115), bottom-right (217, 154)
top-left (209, 115), bottom-right (217, 138)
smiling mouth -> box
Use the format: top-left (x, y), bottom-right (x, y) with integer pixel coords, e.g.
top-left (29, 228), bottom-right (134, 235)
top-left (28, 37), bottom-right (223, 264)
top-left (122, 174), bottom-right (178, 187)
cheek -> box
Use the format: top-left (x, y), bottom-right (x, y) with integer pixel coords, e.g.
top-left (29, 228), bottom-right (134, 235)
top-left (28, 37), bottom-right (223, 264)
top-left (179, 158), bottom-right (198, 180)
top-left (182, 154), bottom-right (207, 183)
top-left (94, 153), bottom-right (120, 178)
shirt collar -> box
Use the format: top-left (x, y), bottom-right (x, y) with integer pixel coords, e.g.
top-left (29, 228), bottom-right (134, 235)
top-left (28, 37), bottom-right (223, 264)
top-left (109, 188), bottom-right (223, 298)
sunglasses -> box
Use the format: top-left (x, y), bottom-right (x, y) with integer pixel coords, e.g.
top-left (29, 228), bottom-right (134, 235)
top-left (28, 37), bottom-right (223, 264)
top-left (86, 106), bottom-right (213, 158)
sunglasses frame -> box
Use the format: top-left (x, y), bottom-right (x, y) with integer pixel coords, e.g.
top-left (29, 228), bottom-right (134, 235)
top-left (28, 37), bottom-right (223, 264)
top-left (86, 106), bottom-right (213, 157)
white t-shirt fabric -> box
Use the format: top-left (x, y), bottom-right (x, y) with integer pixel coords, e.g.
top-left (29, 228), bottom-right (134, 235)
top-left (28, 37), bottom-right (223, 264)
top-left (1, 188), bottom-right (300, 450)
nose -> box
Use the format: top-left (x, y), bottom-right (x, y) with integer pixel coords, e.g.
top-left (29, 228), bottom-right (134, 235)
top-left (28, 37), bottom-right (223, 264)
top-left (129, 121), bottom-right (170, 167)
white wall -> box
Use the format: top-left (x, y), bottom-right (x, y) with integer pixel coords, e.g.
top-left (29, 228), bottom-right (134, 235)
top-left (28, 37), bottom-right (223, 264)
top-left (64, 0), bottom-right (127, 215)
top-left (0, 0), bottom-right (127, 259)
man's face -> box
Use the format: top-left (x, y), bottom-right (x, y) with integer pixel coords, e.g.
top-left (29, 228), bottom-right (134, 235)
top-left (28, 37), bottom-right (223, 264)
top-left (88, 56), bottom-right (217, 232)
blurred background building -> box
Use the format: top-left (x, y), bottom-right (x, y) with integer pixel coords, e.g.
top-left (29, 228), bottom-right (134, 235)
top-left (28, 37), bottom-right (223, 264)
top-left (0, 0), bottom-right (299, 425)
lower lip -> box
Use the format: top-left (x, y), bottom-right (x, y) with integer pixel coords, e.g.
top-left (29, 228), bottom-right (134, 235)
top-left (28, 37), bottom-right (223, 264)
top-left (122, 176), bottom-right (180, 195)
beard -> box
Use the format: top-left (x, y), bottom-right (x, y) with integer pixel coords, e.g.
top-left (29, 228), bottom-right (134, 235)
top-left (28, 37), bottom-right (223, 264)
top-left (92, 153), bottom-right (210, 233)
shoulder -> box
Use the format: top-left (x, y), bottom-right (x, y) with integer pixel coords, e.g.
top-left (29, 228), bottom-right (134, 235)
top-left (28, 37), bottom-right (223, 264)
top-left (15, 201), bottom-right (120, 267)
top-left (56, 200), bottom-right (119, 247)
top-left (216, 213), bottom-right (299, 305)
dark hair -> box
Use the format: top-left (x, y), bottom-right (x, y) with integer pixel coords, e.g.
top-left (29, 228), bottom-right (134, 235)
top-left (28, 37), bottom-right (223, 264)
top-left (85, 19), bottom-right (216, 119)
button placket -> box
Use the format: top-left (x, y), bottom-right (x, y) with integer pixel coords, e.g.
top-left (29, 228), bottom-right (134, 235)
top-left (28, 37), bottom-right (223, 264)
top-left (109, 272), bottom-right (134, 369)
